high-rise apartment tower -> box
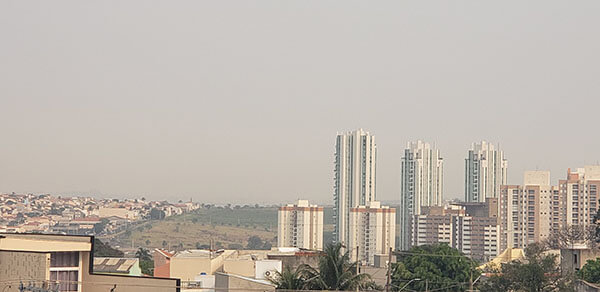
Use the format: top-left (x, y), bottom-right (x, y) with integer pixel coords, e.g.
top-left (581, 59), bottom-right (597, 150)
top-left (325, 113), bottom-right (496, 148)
top-left (465, 141), bottom-right (508, 202)
top-left (333, 129), bottom-right (377, 245)
top-left (399, 140), bottom-right (443, 250)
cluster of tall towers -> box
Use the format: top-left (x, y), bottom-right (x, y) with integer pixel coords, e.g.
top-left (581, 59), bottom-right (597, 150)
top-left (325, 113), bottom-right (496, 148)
top-left (332, 129), bottom-right (508, 251)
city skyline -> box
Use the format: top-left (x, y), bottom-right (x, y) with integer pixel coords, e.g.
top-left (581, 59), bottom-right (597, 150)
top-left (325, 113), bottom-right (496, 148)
top-left (2, 1), bottom-right (600, 204)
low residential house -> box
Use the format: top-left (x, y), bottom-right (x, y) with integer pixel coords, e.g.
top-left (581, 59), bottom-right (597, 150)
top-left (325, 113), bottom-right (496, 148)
top-left (93, 257), bottom-right (142, 276)
top-left (561, 244), bottom-right (600, 274)
top-left (98, 207), bottom-right (138, 220)
top-left (0, 233), bottom-right (179, 292)
top-left (154, 249), bottom-right (175, 278)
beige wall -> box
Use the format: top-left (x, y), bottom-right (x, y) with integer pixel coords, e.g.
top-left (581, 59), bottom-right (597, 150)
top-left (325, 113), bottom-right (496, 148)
top-left (0, 251), bottom-right (49, 292)
top-left (170, 257), bottom-right (211, 281)
top-left (223, 260), bottom-right (255, 278)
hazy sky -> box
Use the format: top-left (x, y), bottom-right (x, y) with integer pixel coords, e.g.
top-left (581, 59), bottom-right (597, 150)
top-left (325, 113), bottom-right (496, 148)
top-left (1, 1), bottom-right (599, 204)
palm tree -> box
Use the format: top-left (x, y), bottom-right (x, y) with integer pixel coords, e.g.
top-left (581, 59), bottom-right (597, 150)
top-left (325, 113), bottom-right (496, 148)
top-left (267, 266), bottom-right (312, 290)
top-left (304, 243), bottom-right (377, 291)
top-left (135, 247), bottom-right (152, 262)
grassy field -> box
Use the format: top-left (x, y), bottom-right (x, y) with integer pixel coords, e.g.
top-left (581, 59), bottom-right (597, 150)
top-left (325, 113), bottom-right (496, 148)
top-left (112, 205), bottom-right (339, 251)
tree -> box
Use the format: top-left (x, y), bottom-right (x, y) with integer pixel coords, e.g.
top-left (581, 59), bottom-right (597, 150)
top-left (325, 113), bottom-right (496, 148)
top-left (247, 236), bottom-right (264, 249)
top-left (267, 266), bottom-right (313, 290)
top-left (135, 247), bottom-right (152, 261)
top-left (579, 258), bottom-right (600, 283)
top-left (481, 243), bottom-right (573, 291)
top-left (545, 224), bottom-right (596, 249)
top-left (93, 239), bottom-right (124, 257)
top-left (391, 244), bottom-right (477, 292)
top-left (135, 248), bottom-right (153, 275)
top-left (162, 240), bottom-right (168, 248)
top-left (228, 243), bottom-right (244, 250)
top-left (302, 243), bottom-right (377, 290)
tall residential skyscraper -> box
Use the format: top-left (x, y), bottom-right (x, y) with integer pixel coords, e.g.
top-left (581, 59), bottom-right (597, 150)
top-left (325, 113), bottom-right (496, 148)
top-left (465, 141), bottom-right (508, 203)
top-left (278, 200), bottom-right (324, 250)
top-left (333, 129), bottom-right (377, 245)
top-left (399, 140), bottom-right (443, 250)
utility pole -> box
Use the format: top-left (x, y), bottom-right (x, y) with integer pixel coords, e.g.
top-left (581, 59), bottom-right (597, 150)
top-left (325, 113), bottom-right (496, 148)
top-left (385, 247), bottom-right (392, 292)
top-left (425, 279), bottom-right (428, 292)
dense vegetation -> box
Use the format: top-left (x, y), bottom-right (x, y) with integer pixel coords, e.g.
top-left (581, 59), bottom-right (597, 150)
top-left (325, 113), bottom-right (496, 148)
top-left (392, 244), bottom-right (478, 292)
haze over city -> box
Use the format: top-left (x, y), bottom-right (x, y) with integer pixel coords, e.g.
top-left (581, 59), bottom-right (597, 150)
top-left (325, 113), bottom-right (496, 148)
top-left (1, 1), bottom-right (600, 204)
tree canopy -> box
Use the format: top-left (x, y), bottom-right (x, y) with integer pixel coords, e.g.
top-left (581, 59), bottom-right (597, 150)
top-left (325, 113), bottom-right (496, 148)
top-left (391, 244), bottom-right (478, 292)
top-left (579, 258), bottom-right (600, 284)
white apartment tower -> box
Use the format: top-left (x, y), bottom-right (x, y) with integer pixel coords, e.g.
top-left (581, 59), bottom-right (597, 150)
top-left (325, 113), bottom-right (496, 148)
top-left (333, 129), bottom-right (377, 245)
top-left (465, 141), bottom-right (508, 203)
top-left (349, 201), bottom-right (396, 265)
top-left (399, 140), bottom-right (443, 250)
top-left (278, 200), bottom-right (324, 250)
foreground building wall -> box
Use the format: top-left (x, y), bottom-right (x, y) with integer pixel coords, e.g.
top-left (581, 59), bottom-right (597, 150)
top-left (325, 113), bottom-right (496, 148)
top-left (0, 251), bottom-right (49, 292)
top-left (0, 233), bottom-right (179, 292)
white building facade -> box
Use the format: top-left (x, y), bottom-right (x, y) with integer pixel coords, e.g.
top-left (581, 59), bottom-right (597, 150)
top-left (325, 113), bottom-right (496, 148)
top-left (465, 141), bottom-right (508, 203)
top-left (348, 201), bottom-right (395, 265)
top-left (277, 200), bottom-right (324, 250)
top-left (333, 129), bottom-right (377, 245)
top-left (399, 140), bottom-right (443, 250)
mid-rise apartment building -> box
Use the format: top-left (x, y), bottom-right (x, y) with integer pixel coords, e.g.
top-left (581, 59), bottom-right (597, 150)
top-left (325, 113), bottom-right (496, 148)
top-left (559, 166), bottom-right (600, 228)
top-left (499, 167), bottom-right (600, 250)
top-left (400, 140), bottom-right (443, 250)
top-left (499, 171), bottom-right (557, 250)
top-left (413, 199), bottom-right (499, 262)
top-left (465, 141), bottom-right (507, 203)
top-left (277, 200), bottom-right (323, 250)
top-left (348, 201), bottom-right (395, 265)
top-left (333, 129), bottom-right (377, 246)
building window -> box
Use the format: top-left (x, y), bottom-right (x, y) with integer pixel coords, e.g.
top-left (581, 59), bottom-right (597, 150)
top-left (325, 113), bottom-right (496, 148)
top-left (50, 252), bottom-right (79, 292)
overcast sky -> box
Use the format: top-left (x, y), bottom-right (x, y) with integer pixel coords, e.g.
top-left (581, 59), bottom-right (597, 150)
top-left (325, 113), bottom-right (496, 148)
top-left (1, 1), bottom-right (599, 204)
